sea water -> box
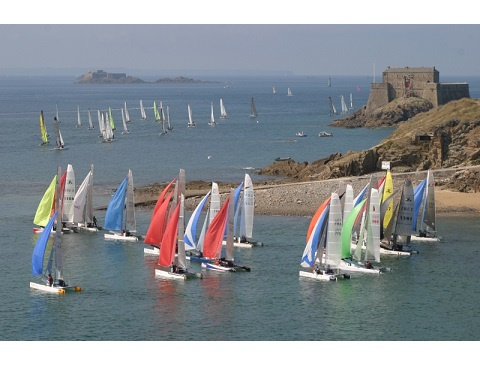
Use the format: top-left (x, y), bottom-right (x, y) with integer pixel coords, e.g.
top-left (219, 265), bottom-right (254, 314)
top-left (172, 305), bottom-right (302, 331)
top-left (0, 75), bottom-right (479, 343)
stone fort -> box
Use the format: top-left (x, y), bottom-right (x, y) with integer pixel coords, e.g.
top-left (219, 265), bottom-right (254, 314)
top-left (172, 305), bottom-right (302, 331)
top-left (365, 66), bottom-right (470, 114)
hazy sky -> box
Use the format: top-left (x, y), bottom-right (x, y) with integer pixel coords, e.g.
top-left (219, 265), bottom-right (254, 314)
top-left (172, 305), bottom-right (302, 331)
top-left (1, 4), bottom-right (478, 77)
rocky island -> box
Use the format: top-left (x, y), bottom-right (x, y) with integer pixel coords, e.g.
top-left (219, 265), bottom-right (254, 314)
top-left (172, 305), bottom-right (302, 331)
top-left (76, 70), bottom-right (212, 84)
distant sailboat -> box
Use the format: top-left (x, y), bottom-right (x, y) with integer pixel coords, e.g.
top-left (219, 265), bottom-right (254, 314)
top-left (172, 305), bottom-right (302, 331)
top-left (187, 104), bottom-right (195, 127)
top-left (328, 77), bottom-right (331, 87)
top-left (328, 97), bottom-right (338, 115)
top-left (53, 116), bottom-right (66, 150)
top-left (208, 102), bottom-right (216, 126)
top-left (87, 108), bottom-right (94, 129)
top-left (219, 98), bottom-right (228, 119)
top-left (76, 106), bottom-right (82, 128)
top-left (121, 108), bottom-right (129, 134)
top-left (73, 164), bottom-right (98, 231)
top-left (250, 97), bottom-right (258, 118)
top-left (39, 110), bottom-right (49, 145)
top-left (154, 101), bottom-right (161, 122)
top-left (272, 86), bottom-right (276, 94)
top-left (108, 107), bottom-right (116, 131)
top-left (166, 105), bottom-right (173, 130)
top-left (140, 100), bottom-right (147, 120)
top-left (340, 95), bottom-right (348, 114)
top-left (287, 88), bottom-right (293, 96)
top-left (349, 93), bottom-right (354, 110)
top-left (124, 101), bottom-right (131, 123)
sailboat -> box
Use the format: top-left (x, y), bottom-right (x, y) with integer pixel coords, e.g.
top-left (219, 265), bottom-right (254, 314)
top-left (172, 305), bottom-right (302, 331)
top-left (349, 93), bottom-right (354, 109)
top-left (33, 174), bottom-right (57, 234)
top-left (154, 101), bottom-right (161, 122)
top-left (104, 169), bottom-right (139, 241)
top-left (143, 177), bottom-right (177, 256)
top-left (184, 190), bottom-right (211, 255)
top-left (73, 164), bottom-right (98, 231)
top-left (411, 170), bottom-right (440, 242)
top-left (108, 107), bottom-right (116, 131)
top-left (250, 97), bottom-right (258, 118)
top-left (328, 77), bottom-right (332, 87)
top-left (53, 116), bottom-right (66, 150)
top-left (76, 105), bottom-right (82, 128)
top-left (219, 98), bottom-right (228, 119)
top-left (187, 104), bottom-right (195, 127)
top-left (62, 164), bottom-right (75, 229)
top-left (166, 106), bottom-right (174, 131)
top-left (272, 86), bottom-right (276, 94)
top-left (201, 189), bottom-right (251, 272)
top-left (101, 111), bottom-right (115, 142)
top-left (159, 102), bottom-right (167, 135)
top-left (287, 88), bottom-right (293, 96)
top-left (155, 170), bottom-right (203, 280)
top-left (124, 101), bottom-right (131, 123)
top-left (328, 97), bottom-right (338, 116)
top-left (87, 108), bottom-right (95, 130)
top-left (121, 108), bottom-right (129, 134)
top-left (140, 100), bottom-right (147, 120)
top-left (39, 110), bottom-right (49, 145)
top-left (208, 102), bottom-right (216, 126)
top-left (340, 95), bottom-right (348, 114)
top-left (30, 166), bottom-right (82, 294)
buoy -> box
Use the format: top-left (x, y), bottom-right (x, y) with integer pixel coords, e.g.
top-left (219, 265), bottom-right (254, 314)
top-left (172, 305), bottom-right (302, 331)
top-left (59, 289), bottom-right (66, 294)
top-left (75, 286), bottom-right (82, 292)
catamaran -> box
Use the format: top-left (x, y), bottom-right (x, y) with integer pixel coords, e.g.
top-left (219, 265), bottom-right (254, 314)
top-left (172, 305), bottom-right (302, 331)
top-left (154, 101), bottom-right (161, 122)
top-left (73, 164), bottom-right (98, 231)
top-left (219, 98), bottom-right (228, 119)
top-left (140, 100), bottom-right (147, 120)
top-left (328, 97), bottom-right (338, 116)
top-left (208, 102), bottom-right (216, 126)
top-left (187, 104), bottom-right (195, 127)
top-left (30, 166), bottom-right (82, 294)
top-left (121, 108), bottom-right (129, 134)
top-left (124, 101), bottom-right (131, 123)
top-left (104, 169), bottom-right (139, 241)
top-left (166, 106), bottom-right (173, 131)
top-left (411, 170), bottom-right (440, 242)
top-left (340, 95), bottom-right (348, 114)
top-left (53, 116), bottom-right (66, 150)
top-left (39, 110), bottom-right (49, 145)
top-left (76, 105), bottom-right (82, 128)
top-left (287, 88), bottom-right (293, 96)
top-left (87, 108), bottom-right (95, 130)
top-left (250, 97), bottom-right (258, 118)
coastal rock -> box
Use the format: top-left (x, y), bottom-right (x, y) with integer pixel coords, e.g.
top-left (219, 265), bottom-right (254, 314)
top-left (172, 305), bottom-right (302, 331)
top-left (331, 97), bottom-right (433, 128)
top-left (77, 70), bottom-right (145, 84)
top-left (154, 76), bottom-right (209, 83)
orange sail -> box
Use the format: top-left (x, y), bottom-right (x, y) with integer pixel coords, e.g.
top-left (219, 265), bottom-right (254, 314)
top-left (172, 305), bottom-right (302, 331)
top-left (306, 196), bottom-right (331, 242)
top-left (152, 177), bottom-right (177, 216)
top-left (158, 202), bottom-right (180, 267)
top-left (144, 190), bottom-right (174, 246)
top-left (203, 197), bottom-right (231, 259)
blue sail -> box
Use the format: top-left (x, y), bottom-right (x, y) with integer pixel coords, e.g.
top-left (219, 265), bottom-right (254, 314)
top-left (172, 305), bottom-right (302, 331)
top-left (412, 179), bottom-right (426, 231)
top-left (32, 211), bottom-right (57, 276)
top-left (185, 191), bottom-right (211, 250)
top-left (300, 203), bottom-right (330, 267)
top-left (353, 182), bottom-right (369, 207)
top-left (104, 177), bottom-right (128, 231)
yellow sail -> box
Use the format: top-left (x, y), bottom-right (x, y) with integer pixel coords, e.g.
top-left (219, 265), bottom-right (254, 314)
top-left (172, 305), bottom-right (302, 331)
top-left (33, 175), bottom-right (57, 227)
top-left (39, 111), bottom-right (48, 144)
top-left (382, 170), bottom-right (394, 230)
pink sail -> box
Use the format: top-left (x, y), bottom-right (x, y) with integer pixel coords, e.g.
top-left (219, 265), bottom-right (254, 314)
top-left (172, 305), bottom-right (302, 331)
top-left (203, 197), bottom-right (231, 259)
top-left (158, 202), bottom-right (180, 267)
top-left (144, 190), bottom-right (174, 246)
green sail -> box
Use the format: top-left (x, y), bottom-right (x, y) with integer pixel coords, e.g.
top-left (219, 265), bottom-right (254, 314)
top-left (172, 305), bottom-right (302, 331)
top-left (341, 198), bottom-right (366, 259)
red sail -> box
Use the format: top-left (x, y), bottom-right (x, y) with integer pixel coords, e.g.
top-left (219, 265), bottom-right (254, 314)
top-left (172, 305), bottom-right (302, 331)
top-left (158, 202), bottom-right (180, 267)
top-left (152, 177), bottom-right (177, 217)
top-left (306, 196), bottom-right (331, 242)
top-left (144, 190), bottom-right (174, 246)
top-left (203, 197), bottom-right (230, 259)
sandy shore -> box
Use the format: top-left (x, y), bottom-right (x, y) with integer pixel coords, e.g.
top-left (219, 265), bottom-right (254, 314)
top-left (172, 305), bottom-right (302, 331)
top-left (135, 177), bottom-right (480, 217)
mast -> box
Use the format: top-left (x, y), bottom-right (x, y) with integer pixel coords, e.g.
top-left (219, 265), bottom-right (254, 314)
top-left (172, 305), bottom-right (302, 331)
top-left (54, 166), bottom-right (64, 281)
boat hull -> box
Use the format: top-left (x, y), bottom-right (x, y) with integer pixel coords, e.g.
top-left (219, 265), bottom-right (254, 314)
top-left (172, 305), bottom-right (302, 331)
top-left (29, 282), bottom-right (82, 294)
top-left (201, 262), bottom-right (235, 272)
top-left (155, 269), bottom-right (202, 280)
top-left (338, 259), bottom-right (381, 274)
top-left (222, 239), bottom-right (264, 248)
top-left (104, 233), bottom-right (139, 242)
top-left (299, 271), bottom-right (336, 281)
top-left (144, 247), bottom-right (160, 256)
top-left (411, 235), bottom-right (441, 242)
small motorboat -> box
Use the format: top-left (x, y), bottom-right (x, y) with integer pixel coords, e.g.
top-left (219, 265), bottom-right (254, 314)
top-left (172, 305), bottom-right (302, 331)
top-left (319, 131), bottom-right (333, 137)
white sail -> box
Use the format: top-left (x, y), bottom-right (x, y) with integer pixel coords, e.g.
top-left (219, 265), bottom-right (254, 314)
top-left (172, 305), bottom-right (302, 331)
top-left (167, 106), bottom-right (173, 130)
top-left (349, 93), bottom-right (354, 109)
top-left (287, 88), bottom-right (293, 96)
top-left (187, 104), bottom-right (195, 127)
top-left (239, 174), bottom-right (254, 240)
top-left (365, 188), bottom-right (380, 263)
top-left (325, 192), bottom-right (342, 267)
top-left (394, 180), bottom-right (415, 237)
top-left (121, 108), bottom-right (129, 134)
top-left (87, 108), bottom-right (94, 129)
top-left (209, 102), bottom-right (216, 126)
top-left (329, 97), bottom-right (337, 115)
top-left (219, 98), bottom-right (228, 119)
top-left (140, 100), bottom-right (147, 120)
top-left (250, 97), bottom-right (258, 118)
top-left (209, 182), bottom-right (220, 224)
top-left (272, 86), bottom-right (276, 94)
top-left (62, 164), bottom-right (75, 225)
top-left (421, 170), bottom-right (436, 231)
top-left (124, 101), bottom-right (131, 123)
top-left (76, 105), bottom-right (82, 128)
top-left (340, 95), bottom-right (348, 114)
top-left (343, 184), bottom-right (354, 221)
top-left (73, 165), bottom-right (94, 226)
top-left (125, 169), bottom-right (136, 233)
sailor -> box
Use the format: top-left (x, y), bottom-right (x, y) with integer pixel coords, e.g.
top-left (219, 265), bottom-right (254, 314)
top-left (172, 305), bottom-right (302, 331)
top-left (47, 274), bottom-right (53, 287)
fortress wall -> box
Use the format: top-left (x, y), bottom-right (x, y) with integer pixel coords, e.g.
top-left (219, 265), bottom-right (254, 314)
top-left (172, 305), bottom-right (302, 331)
top-left (366, 83), bottom-right (390, 114)
top-left (437, 83), bottom-right (470, 105)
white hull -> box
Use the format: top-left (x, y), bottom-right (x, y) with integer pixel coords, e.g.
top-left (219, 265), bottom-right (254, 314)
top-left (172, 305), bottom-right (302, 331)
top-left (299, 270), bottom-right (336, 281)
top-left (104, 232), bottom-right (139, 242)
top-left (222, 239), bottom-right (263, 248)
top-left (155, 269), bottom-right (187, 280)
top-left (144, 247), bottom-right (160, 256)
top-left (351, 242), bottom-right (414, 256)
top-left (411, 235), bottom-right (441, 242)
top-left (338, 259), bottom-right (381, 274)
top-left (29, 282), bottom-right (82, 294)
top-left (75, 225), bottom-right (99, 232)
top-left (33, 227), bottom-right (70, 235)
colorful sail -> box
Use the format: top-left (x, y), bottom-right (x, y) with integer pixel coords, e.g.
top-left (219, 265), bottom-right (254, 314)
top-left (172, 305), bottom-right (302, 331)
top-left (158, 202), bottom-right (180, 267)
top-left (104, 176), bottom-right (128, 231)
top-left (144, 190), bottom-right (174, 246)
top-left (39, 111), bottom-right (48, 144)
top-left (33, 175), bottom-right (57, 227)
top-left (382, 170), bottom-right (394, 231)
top-left (203, 196), bottom-right (230, 259)
top-left (32, 211), bottom-right (57, 275)
top-left (108, 107), bottom-right (115, 130)
top-left (301, 202), bottom-right (330, 268)
top-left (185, 191), bottom-right (211, 251)
top-left (306, 196), bottom-right (331, 242)
top-left (341, 198), bottom-right (367, 259)
top-left (154, 101), bottom-right (161, 122)
top-left (412, 178), bottom-right (426, 231)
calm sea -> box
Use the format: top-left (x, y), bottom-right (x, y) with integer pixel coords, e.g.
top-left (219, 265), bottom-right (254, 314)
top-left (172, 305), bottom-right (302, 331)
top-left (0, 75), bottom-right (479, 350)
